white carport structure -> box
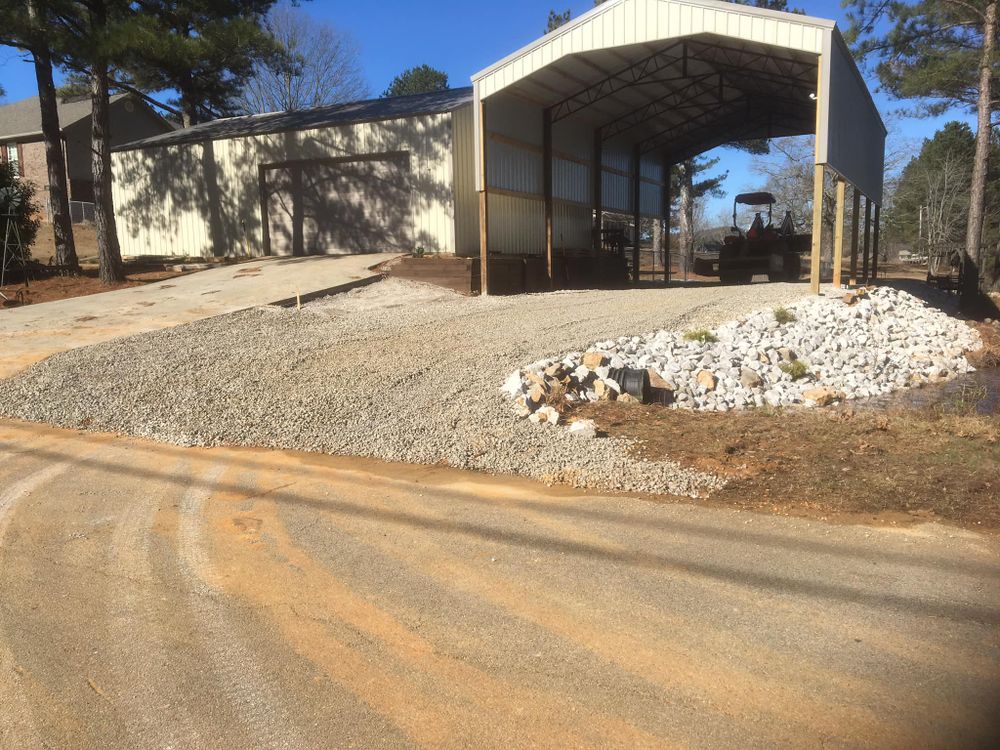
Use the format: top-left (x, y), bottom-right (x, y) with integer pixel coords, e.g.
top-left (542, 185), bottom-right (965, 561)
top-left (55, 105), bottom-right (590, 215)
top-left (470, 0), bottom-right (885, 295)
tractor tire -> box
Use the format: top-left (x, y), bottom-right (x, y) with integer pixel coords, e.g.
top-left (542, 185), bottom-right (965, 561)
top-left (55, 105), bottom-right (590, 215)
top-left (768, 252), bottom-right (801, 282)
top-left (783, 253), bottom-right (802, 281)
top-left (721, 269), bottom-right (753, 285)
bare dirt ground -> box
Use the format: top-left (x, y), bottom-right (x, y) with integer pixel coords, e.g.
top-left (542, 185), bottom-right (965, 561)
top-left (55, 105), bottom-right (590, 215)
top-left (27, 221), bottom-right (99, 263)
top-left (2, 223), bottom-right (189, 308)
top-left (575, 321), bottom-right (1000, 530)
top-left (1, 419), bottom-right (998, 749)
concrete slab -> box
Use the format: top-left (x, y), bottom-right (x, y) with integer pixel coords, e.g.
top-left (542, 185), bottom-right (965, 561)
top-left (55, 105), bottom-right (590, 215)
top-left (0, 253), bottom-right (398, 378)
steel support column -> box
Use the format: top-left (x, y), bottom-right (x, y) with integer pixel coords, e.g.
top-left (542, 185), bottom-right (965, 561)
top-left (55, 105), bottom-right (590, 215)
top-left (592, 129), bottom-right (602, 255)
top-left (832, 178), bottom-right (846, 289)
top-left (632, 144), bottom-right (641, 285)
top-left (662, 159), bottom-right (671, 284)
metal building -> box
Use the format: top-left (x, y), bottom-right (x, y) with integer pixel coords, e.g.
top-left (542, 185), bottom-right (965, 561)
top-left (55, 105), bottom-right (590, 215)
top-left (111, 0), bottom-right (885, 295)
top-left (111, 89), bottom-right (474, 258)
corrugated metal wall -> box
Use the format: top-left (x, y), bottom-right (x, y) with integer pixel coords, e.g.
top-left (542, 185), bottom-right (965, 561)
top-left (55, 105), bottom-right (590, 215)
top-left (474, 91), bottom-right (665, 256)
top-left (452, 105), bottom-right (480, 256)
top-left (111, 113), bottom-right (458, 258)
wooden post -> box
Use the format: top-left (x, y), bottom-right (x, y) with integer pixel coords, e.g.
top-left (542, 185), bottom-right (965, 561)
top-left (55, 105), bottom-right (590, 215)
top-left (632, 144), bottom-right (641, 285)
top-left (809, 163), bottom-right (825, 294)
top-left (478, 100), bottom-right (489, 296)
top-left (809, 54), bottom-right (824, 295)
top-left (544, 108), bottom-right (554, 290)
top-left (258, 165), bottom-right (271, 256)
top-left (871, 204), bottom-right (881, 284)
top-left (662, 159), bottom-right (671, 284)
top-left (848, 186), bottom-right (861, 286)
top-left (290, 164), bottom-right (303, 257)
top-left (832, 177), bottom-right (846, 289)
top-left (592, 129), bottom-right (602, 255)
top-left (861, 197), bottom-right (872, 285)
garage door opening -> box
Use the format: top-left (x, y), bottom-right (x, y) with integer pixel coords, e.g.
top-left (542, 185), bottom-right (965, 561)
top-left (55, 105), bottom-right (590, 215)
top-left (260, 152), bottom-right (413, 257)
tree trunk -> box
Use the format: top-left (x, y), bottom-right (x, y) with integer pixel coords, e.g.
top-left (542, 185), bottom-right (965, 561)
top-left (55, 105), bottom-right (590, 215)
top-left (962, 0), bottom-right (997, 306)
top-left (678, 160), bottom-right (694, 264)
top-left (32, 46), bottom-right (78, 269)
top-left (91, 64), bottom-right (124, 284)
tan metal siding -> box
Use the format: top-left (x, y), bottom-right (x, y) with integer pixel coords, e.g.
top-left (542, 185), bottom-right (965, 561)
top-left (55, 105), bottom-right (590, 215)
top-left (452, 104), bottom-right (479, 256)
top-left (819, 32), bottom-right (885, 202)
top-left (112, 112), bottom-right (457, 258)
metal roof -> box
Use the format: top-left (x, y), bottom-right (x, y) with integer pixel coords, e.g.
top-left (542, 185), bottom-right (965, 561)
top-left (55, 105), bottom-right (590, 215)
top-left (0, 93), bottom-right (127, 141)
top-left (114, 87), bottom-right (475, 152)
top-left (471, 0), bottom-right (885, 201)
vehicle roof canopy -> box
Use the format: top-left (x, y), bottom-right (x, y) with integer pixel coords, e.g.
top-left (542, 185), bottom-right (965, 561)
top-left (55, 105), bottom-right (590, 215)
top-left (734, 192), bottom-right (776, 206)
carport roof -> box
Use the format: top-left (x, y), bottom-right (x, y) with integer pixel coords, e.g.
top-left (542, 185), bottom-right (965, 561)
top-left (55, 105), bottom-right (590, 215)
top-left (113, 87), bottom-right (474, 152)
top-left (471, 0), bottom-right (886, 201)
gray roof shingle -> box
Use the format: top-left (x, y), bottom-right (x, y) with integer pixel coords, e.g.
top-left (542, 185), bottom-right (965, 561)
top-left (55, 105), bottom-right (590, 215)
top-left (112, 87), bottom-right (474, 152)
top-left (0, 94), bottom-right (127, 140)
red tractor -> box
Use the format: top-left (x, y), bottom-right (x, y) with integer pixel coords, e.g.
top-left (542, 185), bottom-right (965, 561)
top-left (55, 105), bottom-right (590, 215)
top-left (694, 192), bottom-right (810, 284)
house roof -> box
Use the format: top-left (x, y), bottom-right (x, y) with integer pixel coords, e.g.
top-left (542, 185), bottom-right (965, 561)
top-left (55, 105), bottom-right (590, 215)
top-left (0, 93), bottom-right (128, 141)
top-left (114, 87), bottom-right (475, 152)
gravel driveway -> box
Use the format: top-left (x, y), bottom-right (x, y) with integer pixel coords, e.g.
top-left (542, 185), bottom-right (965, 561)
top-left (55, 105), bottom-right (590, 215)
top-left (0, 279), bottom-right (805, 496)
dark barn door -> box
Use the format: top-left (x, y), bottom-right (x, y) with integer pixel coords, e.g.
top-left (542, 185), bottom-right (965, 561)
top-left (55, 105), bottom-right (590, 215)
top-left (263, 153), bottom-right (413, 256)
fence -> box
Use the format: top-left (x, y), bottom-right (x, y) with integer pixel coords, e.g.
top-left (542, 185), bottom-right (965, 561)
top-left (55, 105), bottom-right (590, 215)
top-left (44, 199), bottom-right (95, 225)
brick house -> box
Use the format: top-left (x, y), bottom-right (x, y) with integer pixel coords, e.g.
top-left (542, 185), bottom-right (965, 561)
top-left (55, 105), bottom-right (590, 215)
top-left (0, 93), bottom-right (172, 209)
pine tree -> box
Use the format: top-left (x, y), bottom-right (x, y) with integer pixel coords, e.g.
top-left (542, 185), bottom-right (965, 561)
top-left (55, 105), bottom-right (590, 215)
top-left (845, 0), bottom-right (999, 300)
top-left (545, 10), bottom-right (571, 33)
top-left (121, 1), bottom-right (282, 127)
top-left (382, 66), bottom-right (449, 98)
top-left (673, 157), bottom-right (727, 262)
top-left (0, 0), bottom-right (79, 269)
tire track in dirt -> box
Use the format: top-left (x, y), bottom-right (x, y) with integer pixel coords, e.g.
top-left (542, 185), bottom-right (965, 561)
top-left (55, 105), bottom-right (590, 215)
top-left (104, 456), bottom-right (203, 748)
top-left (206, 464), bottom-right (665, 749)
top-left (447, 486), bottom-right (994, 737)
top-left (175, 461), bottom-right (306, 750)
top-left (0, 460), bottom-right (73, 750)
top-left (300, 478), bottom-right (934, 749)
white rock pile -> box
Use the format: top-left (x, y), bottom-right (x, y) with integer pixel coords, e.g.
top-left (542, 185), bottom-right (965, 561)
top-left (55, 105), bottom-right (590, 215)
top-left (502, 287), bottom-right (982, 419)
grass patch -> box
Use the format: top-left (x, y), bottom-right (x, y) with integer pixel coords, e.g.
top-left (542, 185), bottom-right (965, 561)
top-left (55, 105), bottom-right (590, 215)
top-left (779, 360), bottom-right (809, 380)
top-left (774, 307), bottom-right (797, 325)
top-left (684, 328), bottom-right (718, 344)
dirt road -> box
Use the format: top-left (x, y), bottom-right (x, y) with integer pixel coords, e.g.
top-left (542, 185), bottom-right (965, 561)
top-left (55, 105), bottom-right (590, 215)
top-left (1, 419), bottom-right (998, 749)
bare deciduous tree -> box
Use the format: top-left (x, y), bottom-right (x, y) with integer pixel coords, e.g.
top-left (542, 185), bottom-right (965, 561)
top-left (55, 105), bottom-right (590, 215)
top-left (238, 6), bottom-right (369, 114)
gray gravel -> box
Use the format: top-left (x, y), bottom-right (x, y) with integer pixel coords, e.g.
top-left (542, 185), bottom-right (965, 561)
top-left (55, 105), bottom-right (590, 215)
top-left (0, 279), bottom-right (806, 497)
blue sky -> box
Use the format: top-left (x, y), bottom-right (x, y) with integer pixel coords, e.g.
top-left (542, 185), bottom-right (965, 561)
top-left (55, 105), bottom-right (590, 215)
top-left (0, 0), bottom-right (975, 216)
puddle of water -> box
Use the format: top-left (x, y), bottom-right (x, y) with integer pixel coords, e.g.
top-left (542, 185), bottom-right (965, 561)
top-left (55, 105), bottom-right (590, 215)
top-left (845, 368), bottom-right (1000, 416)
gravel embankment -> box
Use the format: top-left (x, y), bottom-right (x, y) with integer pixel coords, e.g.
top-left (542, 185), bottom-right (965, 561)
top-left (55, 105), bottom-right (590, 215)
top-left (503, 287), bottom-right (981, 417)
top-left (0, 279), bottom-right (806, 496)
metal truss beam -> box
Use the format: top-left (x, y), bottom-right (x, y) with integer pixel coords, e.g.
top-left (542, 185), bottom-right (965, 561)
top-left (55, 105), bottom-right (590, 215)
top-left (550, 41), bottom-right (685, 123)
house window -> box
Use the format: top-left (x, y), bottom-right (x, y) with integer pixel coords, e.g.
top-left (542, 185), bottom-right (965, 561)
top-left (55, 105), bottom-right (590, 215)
top-left (4, 144), bottom-right (19, 178)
